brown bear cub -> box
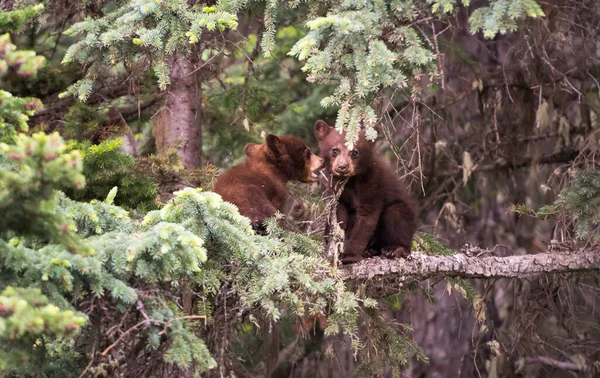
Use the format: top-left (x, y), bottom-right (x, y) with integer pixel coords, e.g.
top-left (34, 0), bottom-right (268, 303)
top-left (315, 120), bottom-right (418, 264)
top-left (213, 134), bottom-right (323, 230)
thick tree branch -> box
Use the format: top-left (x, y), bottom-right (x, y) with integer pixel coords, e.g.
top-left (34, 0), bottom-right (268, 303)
top-left (340, 247), bottom-right (600, 284)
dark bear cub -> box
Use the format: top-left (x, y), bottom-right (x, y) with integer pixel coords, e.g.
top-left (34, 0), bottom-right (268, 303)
top-left (213, 134), bottom-right (323, 230)
top-left (315, 120), bottom-right (418, 264)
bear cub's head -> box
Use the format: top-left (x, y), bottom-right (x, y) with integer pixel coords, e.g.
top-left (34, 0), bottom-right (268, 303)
top-left (314, 120), bottom-right (376, 177)
top-left (244, 134), bottom-right (323, 183)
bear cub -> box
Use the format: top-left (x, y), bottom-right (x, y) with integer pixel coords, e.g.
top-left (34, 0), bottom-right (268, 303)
top-left (213, 134), bottom-right (323, 230)
top-left (315, 120), bottom-right (418, 264)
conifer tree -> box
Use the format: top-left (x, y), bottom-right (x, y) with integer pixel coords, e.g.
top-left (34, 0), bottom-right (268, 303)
top-left (59, 0), bottom-right (241, 168)
top-left (0, 4), bottom-right (45, 143)
top-left (58, 0), bottom-right (546, 159)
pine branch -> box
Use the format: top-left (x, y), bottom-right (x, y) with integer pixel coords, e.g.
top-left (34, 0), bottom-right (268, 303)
top-left (340, 247), bottom-right (600, 285)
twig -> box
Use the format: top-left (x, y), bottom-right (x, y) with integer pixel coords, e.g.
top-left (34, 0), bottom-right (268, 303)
top-left (101, 315), bottom-right (206, 357)
top-left (493, 104), bottom-right (501, 144)
top-left (78, 343), bottom-right (96, 378)
top-left (435, 148), bottom-right (579, 178)
top-left (524, 355), bottom-right (587, 372)
top-left (234, 23), bottom-right (264, 129)
top-left (323, 176), bottom-right (348, 266)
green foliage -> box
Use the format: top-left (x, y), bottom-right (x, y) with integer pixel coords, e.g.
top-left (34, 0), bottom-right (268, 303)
top-left (0, 287), bottom-right (86, 374)
top-left (353, 304), bottom-right (427, 378)
top-left (0, 4), bottom-right (44, 33)
top-left (203, 24), bottom-right (337, 166)
top-left (56, 0), bottom-right (544, 151)
top-left (64, 138), bottom-right (158, 211)
top-left (0, 31), bottom-right (45, 142)
top-left (0, 90), bottom-right (42, 143)
top-left (414, 232), bottom-right (453, 255)
top-left (512, 170), bottom-right (600, 243)
top-left (0, 132), bottom-right (87, 251)
top-left (0, 33), bottom-right (45, 77)
top-left (0, 133), bottom-right (214, 375)
top-left (1, 132), bottom-right (419, 376)
top-left (60, 0), bottom-right (241, 99)
top-left (289, 0), bottom-right (543, 147)
top-left (61, 103), bottom-right (104, 142)
top-left (467, 0), bottom-right (545, 39)
top-left (289, 0), bottom-right (435, 148)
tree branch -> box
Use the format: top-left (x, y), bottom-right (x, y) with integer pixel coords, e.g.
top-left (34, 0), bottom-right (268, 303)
top-left (435, 149), bottom-right (580, 178)
top-left (340, 247), bottom-right (600, 284)
top-left (522, 356), bottom-right (588, 372)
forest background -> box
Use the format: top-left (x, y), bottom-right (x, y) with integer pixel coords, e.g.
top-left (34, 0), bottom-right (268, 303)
top-left (1, 0), bottom-right (599, 377)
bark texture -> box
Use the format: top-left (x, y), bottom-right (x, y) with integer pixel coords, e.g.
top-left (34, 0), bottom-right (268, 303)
top-left (152, 53), bottom-right (202, 169)
top-left (341, 247), bottom-right (600, 284)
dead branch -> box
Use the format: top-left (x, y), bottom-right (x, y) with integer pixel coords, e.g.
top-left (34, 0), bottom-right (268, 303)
top-left (340, 247), bottom-right (600, 285)
top-left (435, 148), bottom-right (579, 178)
top-left (323, 177), bottom-right (348, 265)
top-left (522, 355), bottom-right (588, 372)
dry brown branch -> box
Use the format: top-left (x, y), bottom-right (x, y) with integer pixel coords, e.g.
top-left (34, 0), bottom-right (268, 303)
top-left (522, 355), bottom-right (588, 372)
top-left (435, 148), bottom-right (580, 178)
top-left (323, 177), bottom-right (348, 265)
top-left (101, 315), bottom-right (205, 357)
top-left (340, 247), bottom-right (600, 284)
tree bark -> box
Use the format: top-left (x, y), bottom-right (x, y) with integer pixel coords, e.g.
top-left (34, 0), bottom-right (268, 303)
top-left (341, 247), bottom-right (600, 284)
top-left (153, 52), bottom-right (202, 169)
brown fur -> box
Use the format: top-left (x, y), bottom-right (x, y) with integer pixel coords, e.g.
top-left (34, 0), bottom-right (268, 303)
top-left (315, 120), bottom-right (418, 264)
top-left (213, 134), bottom-right (323, 229)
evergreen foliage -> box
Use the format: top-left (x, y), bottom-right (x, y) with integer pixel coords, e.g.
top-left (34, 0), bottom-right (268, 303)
top-left (0, 4), bottom-right (44, 33)
top-left (0, 131), bottom-right (423, 375)
top-left (65, 138), bottom-right (158, 211)
top-left (290, 0), bottom-right (436, 148)
top-left (56, 0), bottom-right (545, 148)
top-left (414, 232), bottom-right (453, 255)
top-left (59, 0), bottom-right (241, 100)
top-left (0, 132), bottom-right (217, 374)
top-left (203, 24), bottom-right (337, 166)
top-left (289, 0), bottom-right (544, 147)
top-left (0, 25), bottom-right (45, 142)
top-left (0, 287), bottom-right (86, 374)
top-left (5, 0), bottom-right (588, 376)
top-left (512, 170), bottom-right (600, 243)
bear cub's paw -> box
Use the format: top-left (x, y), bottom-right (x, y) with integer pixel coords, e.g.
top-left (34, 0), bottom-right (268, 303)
top-left (381, 246), bottom-right (410, 259)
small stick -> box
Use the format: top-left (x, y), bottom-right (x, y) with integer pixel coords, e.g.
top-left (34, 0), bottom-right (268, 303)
top-left (323, 176), bottom-right (348, 266)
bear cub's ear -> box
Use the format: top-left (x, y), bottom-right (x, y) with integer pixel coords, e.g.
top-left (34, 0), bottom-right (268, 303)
top-left (314, 120), bottom-right (334, 140)
top-left (265, 134), bottom-right (285, 158)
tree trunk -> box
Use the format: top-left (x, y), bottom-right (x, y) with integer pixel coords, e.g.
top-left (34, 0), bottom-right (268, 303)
top-left (401, 281), bottom-right (477, 378)
top-left (152, 52), bottom-right (202, 169)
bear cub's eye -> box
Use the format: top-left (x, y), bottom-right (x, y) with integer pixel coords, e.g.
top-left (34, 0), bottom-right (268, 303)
top-left (332, 148), bottom-right (340, 157)
top-left (305, 148), bottom-right (311, 159)
top-left (350, 150), bottom-right (358, 158)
